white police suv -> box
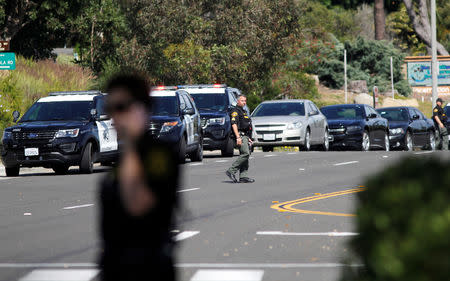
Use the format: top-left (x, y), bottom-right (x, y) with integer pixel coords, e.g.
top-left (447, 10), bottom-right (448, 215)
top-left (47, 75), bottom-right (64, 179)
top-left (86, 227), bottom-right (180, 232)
top-left (1, 91), bottom-right (119, 176)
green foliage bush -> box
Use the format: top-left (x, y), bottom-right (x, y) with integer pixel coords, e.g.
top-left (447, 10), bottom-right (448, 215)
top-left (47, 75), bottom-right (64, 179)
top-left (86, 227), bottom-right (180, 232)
top-left (342, 157), bottom-right (450, 281)
top-left (316, 37), bottom-right (411, 96)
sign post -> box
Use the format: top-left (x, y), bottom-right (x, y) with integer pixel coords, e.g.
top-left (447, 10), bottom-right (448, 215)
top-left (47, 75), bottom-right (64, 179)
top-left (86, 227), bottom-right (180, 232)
top-left (0, 52), bottom-right (16, 70)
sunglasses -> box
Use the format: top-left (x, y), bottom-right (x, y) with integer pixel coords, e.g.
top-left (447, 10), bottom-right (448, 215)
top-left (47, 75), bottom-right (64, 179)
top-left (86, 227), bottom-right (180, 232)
top-left (105, 100), bottom-right (136, 114)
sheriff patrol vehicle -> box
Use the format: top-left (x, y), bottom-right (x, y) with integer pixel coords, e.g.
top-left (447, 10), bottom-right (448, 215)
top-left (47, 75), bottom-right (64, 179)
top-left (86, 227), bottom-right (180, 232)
top-left (1, 91), bottom-right (119, 176)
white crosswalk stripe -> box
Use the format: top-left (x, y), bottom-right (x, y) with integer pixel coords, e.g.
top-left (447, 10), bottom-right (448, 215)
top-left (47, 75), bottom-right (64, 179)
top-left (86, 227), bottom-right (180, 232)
top-left (190, 269), bottom-right (264, 281)
top-left (19, 269), bottom-right (99, 281)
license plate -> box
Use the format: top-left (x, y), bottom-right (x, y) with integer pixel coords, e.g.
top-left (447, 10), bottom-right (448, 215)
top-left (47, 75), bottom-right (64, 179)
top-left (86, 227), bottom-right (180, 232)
top-left (264, 134), bottom-right (276, 141)
top-left (24, 148), bottom-right (39, 156)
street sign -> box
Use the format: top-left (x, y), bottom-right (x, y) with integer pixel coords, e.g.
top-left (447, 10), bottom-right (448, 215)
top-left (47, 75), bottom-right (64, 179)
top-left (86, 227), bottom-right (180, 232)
top-left (0, 41), bottom-right (10, 51)
top-left (0, 52), bottom-right (15, 70)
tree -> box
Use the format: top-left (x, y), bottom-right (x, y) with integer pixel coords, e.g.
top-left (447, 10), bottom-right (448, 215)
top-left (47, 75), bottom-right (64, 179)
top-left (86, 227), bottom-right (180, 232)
top-left (403, 0), bottom-right (449, 55)
top-left (374, 0), bottom-right (386, 40)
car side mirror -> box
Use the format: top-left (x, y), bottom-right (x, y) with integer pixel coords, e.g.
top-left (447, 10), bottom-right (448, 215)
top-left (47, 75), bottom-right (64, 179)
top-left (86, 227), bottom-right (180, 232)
top-left (183, 108), bottom-right (195, 115)
top-left (412, 114), bottom-right (420, 120)
top-left (309, 111), bottom-right (318, 116)
top-left (12, 110), bottom-right (20, 122)
top-left (368, 113), bottom-right (377, 119)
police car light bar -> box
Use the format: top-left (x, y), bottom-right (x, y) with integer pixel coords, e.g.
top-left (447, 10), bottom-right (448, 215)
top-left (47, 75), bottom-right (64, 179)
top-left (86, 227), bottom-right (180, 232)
top-left (151, 86), bottom-right (178, 91)
top-left (178, 84), bottom-right (227, 89)
top-left (48, 90), bottom-right (102, 96)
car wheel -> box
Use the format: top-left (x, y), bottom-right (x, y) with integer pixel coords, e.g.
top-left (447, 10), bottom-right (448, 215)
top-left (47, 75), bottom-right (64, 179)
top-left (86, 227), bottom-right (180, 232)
top-left (384, 131), bottom-right (390, 151)
top-left (190, 140), bottom-right (204, 162)
top-left (361, 131), bottom-right (370, 151)
top-left (221, 137), bottom-right (234, 157)
top-left (404, 131), bottom-right (413, 151)
top-left (303, 129), bottom-right (311, 151)
top-left (428, 131), bottom-right (436, 151)
top-left (262, 146), bottom-right (273, 152)
top-left (53, 165), bottom-right (69, 175)
top-left (178, 137), bottom-right (187, 164)
top-left (5, 166), bottom-right (20, 177)
top-left (80, 142), bottom-right (94, 174)
top-left (321, 129), bottom-right (330, 151)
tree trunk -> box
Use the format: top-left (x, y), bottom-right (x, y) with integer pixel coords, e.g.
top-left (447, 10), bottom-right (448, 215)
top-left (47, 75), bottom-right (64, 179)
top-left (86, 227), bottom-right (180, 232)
top-left (403, 0), bottom-right (449, 55)
top-left (374, 0), bottom-right (385, 40)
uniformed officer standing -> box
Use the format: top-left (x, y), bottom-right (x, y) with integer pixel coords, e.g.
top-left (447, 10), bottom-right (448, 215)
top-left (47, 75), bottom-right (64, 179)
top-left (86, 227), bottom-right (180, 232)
top-left (433, 98), bottom-right (449, 151)
top-left (226, 95), bottom-right (255, 183)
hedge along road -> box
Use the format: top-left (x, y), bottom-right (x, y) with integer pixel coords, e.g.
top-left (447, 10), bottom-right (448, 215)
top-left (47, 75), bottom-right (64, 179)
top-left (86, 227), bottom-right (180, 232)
top-left (0, 150), bottom-right (440, 281)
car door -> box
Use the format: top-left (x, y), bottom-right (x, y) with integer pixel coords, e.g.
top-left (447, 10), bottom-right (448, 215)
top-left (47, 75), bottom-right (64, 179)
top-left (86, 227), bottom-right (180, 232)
top-left (413, 108), bottom-right (428, 145)
top-left (311, 102), bottom-right (326, 141)
top-left (94, 96), bottom-right (118, 154)
top-left (307, 102), bottom-right (321, 143)
top-left (181, 94), bottom-right (195, 146)
top-left (183, 93), bottom-right (200, 144)
top-left (364, 106), bottom-right (377, 143)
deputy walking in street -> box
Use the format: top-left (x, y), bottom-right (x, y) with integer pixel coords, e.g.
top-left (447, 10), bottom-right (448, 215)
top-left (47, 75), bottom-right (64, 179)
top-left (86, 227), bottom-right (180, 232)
top-left (226, 95), bottom-right (255, 183)
top-left (433, 98), bottom-right (449, 151)
top-left (98, 72), bottom-right (179, 281)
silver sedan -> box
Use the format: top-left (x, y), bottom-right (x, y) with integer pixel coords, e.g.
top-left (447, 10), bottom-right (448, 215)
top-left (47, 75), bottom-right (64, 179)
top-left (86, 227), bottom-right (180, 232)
top-left (251, 100), bottom-right (330, 152)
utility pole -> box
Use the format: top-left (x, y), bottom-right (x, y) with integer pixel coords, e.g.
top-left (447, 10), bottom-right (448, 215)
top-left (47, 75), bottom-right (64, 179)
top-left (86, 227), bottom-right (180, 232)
top-left (390, 57), bottom-right (395, 100)
top-left (431, 0), bottom-right (438, 108)
top-left (344, 49), bottom-right (348, 104)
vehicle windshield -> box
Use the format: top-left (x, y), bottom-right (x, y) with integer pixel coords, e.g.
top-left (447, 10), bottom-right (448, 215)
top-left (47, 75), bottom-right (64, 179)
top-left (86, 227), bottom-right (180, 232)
top-left (20, 101), bottom-right (93, 122)
top-left (151, 96), bottom-right (179, 116)
top-left (190, 93), bottom-right (228, 112)
top-left (321, 106), bottom-right (365, 120)
top-left (252, 102), bottom-right (305, 117)
top-left (377, 108), bottom-right (409, 121)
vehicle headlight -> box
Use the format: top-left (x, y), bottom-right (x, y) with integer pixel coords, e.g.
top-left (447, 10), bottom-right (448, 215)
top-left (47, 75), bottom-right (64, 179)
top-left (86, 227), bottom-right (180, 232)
top-left (346, 125), bottom-right (362, 132)
top-left (1, 131), bottom-right (11, 141)
top-left (160, 121), bottom-right (179, 133)
top-left (389, 128), bottom-right (404, 135)
top-left (207, 118), bottom-right (225, 125)
top-left (55, 128), bottom-right (79, 138)
top-left (287, 121), bottom-right (302, 130)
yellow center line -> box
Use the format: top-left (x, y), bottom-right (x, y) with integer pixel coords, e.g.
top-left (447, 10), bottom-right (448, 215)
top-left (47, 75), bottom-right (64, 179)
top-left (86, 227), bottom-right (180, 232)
top-left (271, 187), bottom-right (366, 217)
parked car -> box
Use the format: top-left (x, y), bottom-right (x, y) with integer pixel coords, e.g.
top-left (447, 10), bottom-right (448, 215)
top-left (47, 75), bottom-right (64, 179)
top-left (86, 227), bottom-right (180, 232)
top-left (149, 86), bottom-right (203, 163)
top-left (321, 104), bottom-right (389, 151)
top-left (178, 84), bottom-right (244, 157)
top-left (376, 107), bottom-right (436, 151)
top-left (251, 100), bottom-right (329, 152)
top-left (1, 91), bottom-right (118, 176)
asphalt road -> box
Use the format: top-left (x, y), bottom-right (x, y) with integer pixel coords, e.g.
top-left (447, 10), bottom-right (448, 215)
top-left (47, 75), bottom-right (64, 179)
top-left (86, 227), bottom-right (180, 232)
top-left (0, 149), bottom-right (441, 281)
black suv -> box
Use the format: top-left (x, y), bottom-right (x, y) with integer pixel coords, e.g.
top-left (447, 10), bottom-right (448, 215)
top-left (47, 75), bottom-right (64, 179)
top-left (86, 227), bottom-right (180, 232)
top-left (149, 86), bottom-right (203, 163)
top-left (1, 91), bottom-right (119, 176)
top-left (178, 84), bottom-right (247, 157)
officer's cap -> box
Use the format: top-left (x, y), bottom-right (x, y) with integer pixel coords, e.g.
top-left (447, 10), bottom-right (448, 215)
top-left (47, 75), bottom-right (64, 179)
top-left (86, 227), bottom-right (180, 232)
top-left (437, 98), bottom-right (443, 103)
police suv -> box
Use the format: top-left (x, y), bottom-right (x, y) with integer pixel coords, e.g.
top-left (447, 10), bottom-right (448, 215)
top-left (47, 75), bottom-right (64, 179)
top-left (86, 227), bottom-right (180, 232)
top-left (178, 84), bottom-right (248, 157)
top-left (149, 86), bottom-right (203, 163)
top-left (1, 91), bottom-right (118, 176)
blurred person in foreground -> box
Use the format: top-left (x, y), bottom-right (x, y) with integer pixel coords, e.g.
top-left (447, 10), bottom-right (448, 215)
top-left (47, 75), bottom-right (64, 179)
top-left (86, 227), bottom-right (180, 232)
top-left (98, 72), bottom-right (179, 281)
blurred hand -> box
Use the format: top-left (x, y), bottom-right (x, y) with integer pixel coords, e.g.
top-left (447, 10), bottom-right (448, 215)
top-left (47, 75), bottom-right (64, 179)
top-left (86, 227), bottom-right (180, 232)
top-left (236, 138), bottom-right (242, 146)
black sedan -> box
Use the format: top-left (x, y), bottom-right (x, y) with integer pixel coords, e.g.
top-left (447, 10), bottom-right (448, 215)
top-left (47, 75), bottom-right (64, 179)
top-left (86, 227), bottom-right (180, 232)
top-left (376, 107), bottom-right (436, 151)
top-left (321, 104), bottom-right (389, 151)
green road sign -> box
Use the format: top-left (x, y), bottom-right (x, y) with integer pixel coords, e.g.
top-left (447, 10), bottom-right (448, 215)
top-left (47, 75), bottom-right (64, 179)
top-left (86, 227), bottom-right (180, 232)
top-left (0, 52), bottom-right (15, 70)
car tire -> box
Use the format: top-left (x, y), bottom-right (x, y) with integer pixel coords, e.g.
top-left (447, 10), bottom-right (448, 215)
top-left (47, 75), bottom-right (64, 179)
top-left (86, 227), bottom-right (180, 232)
top-left (383, 131), bottom-right (390, 151)
top-left (221, 137), bottom-right (234, 157)
top-left (320, 129), bottom-right (330, 151)
top-left (262, 146), bottom-right (273, 152)
top-left (80, 142), bottom-right (94, 174)
top-left (427, 131), bottom-right (436, 151)
top-left (404, 131), bottom-right (413, 151)
top-left (303, 129), bottom-right (311, 151)
top-left (5, 166), bottom-right (19, 177)
top-left (361, 130), bottom-right (370, 151)
top-left (190, 140), bottom-right (204, 162)
top-left (178, 137), bottom-right (187, 164)
top-left (53, 165), bottom-right (69, 175)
